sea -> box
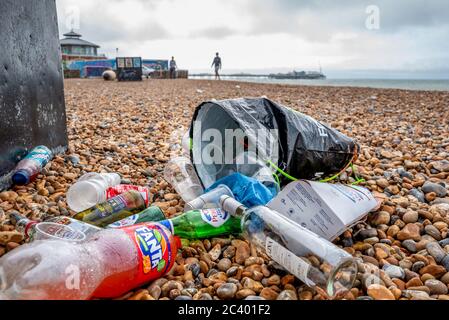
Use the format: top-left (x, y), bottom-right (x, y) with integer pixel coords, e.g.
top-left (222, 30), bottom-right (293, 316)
top-left (189, 76), bottom-right (449, 92)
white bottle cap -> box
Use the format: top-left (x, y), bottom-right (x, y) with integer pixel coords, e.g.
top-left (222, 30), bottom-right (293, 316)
top-left (219, 195), bottom-right (246, 217)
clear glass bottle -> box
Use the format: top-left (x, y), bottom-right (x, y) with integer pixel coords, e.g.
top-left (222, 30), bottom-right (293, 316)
top-left (220, 196), bottom-right (357, 299)
top-left (184, 184), bottom-right (234, 211)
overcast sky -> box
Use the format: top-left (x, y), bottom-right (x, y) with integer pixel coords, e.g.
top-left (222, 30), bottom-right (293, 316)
top-left (56, 0), bottom-right (449, 78)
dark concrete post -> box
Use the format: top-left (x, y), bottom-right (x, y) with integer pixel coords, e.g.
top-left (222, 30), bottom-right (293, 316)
top-left (0, 0), bottom-right (68, 190)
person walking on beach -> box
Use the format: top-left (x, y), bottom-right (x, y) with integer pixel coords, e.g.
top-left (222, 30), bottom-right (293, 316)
top-left (169, 56), bottom-right (177, 79)
top-left (211, 52), bottom-right (222, 80)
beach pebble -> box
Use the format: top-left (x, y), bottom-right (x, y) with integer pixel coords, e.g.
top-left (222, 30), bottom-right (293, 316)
top-left (422, 181), bottom-right (447, 198)
top-left (402, 211), bottom-right (419, 224)
top-left (276, 290), bottom-right (298, 300)
top-left (426, 243), bottom-right (446, 263)
top-left (208, 244), bottom-right (221, 261)
top-left (425, 279), bottom-right (448, 295)
top-left (259, 287), bottom-right (279, 300)
top-left (425, 225), bottom-right (442, 240)
top-left (367, 284), bottom-right (395, 300)
top-left (371, 211), bottom-right (390, 226)
top-left (234, 240), bottom-right (250, 264)
top-left (0, 231), bottom-right (23, 245)
top-left (217, 258), bottom-right (232, 272)
top-left (431, 160), bottom-right (449, 173)
top-left (402, 240), bottom-right (418, 253)
top-left (397, 224), bottom-right (421, 241)
top-left (419, 265), bottom-right (446, 278)
top-left (217, 283), bottom-right (238, 299)
top-left (244, 296), bottom-right (266, 300)
top-left (409, 189), bottom-right (426, 203)
top-left (235, 289), bottom-right (256, 299)
top-left (383, 264), bottom-right (405, 279)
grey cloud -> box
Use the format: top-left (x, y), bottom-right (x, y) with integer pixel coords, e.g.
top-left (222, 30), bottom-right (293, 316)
top-left (244, 0), bottom-right (449, 39)
top-left (57, 0), bottom-right (172, 44)
top-left (190, 26), bottom-right (236, 39)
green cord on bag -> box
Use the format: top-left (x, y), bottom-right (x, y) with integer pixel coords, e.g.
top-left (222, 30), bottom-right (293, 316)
top-left (350, 163), bottom-right (366, 185)
top-left (319, 172), bottom-right (341, 183)
top-left (267, 159), bottom-right (365, 186)
top-left (272, 171), bottom-right (281, 187)
top-left (266, 160), bottom-right (298, 182)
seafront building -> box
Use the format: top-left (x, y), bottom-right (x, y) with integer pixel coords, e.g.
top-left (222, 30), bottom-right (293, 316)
top-left (60, 30), bottom-right (106, 63)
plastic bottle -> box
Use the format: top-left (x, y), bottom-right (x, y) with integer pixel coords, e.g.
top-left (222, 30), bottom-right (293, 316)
top-left (12, 146), bottom-right (53, 185)
top-left (181, 129), bottom-right (191, 156)
top-left (220, 196), bottom-right (357, 298)
top-left (11, 212), bottom-right (102, 240)
top-left (106, 206), bottom-right (166, 229)
top-left (235, 151), bottom-right (279, 194)
top-left (157, 208), bottom-right (242, 239)
top-left (73, 190), bottom-right (147, 227)
top-left (0, 222), bottom-right (179, 299)
top-left (66, 173), bottom-right (122, 213)
top-left (184, 184), bottom-right (234, 211)
top-left (164, 157), bottom-right (204, 203)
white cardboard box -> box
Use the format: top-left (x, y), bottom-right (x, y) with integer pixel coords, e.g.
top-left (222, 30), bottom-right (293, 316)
top-left (267, 180), bottom-right (378, 241)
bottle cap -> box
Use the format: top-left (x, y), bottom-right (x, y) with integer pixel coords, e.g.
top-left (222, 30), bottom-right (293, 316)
top-left (219, 195), bottom-right (246, 217)
top-left (12, 170), bottom-right (29, 185)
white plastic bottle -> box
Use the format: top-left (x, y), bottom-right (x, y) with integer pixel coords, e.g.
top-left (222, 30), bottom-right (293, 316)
top-left (66, 173), bottom-right (121, 213)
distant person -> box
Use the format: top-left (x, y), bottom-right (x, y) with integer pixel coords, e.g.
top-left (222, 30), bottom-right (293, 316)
top-left (169, 56), bottom-right (177, 79)
top-left (211, 52), bottom-right (222, 80)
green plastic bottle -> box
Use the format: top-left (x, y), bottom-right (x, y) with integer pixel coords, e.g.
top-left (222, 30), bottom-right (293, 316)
top-left (158, 208), bottom-right (242, 239)
top-left (106, 206), bottom-right (166, 229)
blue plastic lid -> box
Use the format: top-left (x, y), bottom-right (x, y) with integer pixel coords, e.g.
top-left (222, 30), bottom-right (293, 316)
top-left (12, 170), bottom-right (29, 185)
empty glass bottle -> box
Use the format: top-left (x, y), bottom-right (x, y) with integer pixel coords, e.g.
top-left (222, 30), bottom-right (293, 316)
top-left (220, 195), bottom-right (357, 298)
top-left (73, 190), bottom-right (147, 227)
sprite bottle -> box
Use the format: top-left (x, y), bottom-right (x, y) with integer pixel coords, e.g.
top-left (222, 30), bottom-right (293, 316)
top-left (157, 208), bottom-right (242, 239)
top-left (73, 190), bottom-right (147, 227)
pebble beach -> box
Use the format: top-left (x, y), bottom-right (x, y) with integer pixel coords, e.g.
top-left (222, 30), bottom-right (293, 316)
top-left (1, 78), bottom-right (449, 300)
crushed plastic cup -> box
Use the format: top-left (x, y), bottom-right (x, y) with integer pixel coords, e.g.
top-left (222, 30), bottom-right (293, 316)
top-left (32, 222), bottom-right (86, 242)
top-left (164, 157), bottom-right (204, 203)
top-left (184, 184), bottom-right (234, 211)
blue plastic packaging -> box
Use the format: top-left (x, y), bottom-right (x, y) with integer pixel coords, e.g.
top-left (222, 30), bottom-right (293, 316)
top-left (205, 173), bottom-right (275, 208)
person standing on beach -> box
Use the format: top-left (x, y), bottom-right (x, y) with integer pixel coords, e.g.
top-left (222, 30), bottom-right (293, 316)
top-left (211, 52), bottom-right (222, 80)
top-left (169, 56), bottom-right (177, 79)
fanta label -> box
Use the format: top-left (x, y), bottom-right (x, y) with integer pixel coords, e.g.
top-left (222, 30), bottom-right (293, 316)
top-left (200, 208), bottom-right (229, 227)
top-left (123, 223), bottom-right (175, 286)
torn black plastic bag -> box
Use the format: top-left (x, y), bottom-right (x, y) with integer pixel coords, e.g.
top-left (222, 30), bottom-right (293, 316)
top-left (189, 97), bottom-right (359, 189)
